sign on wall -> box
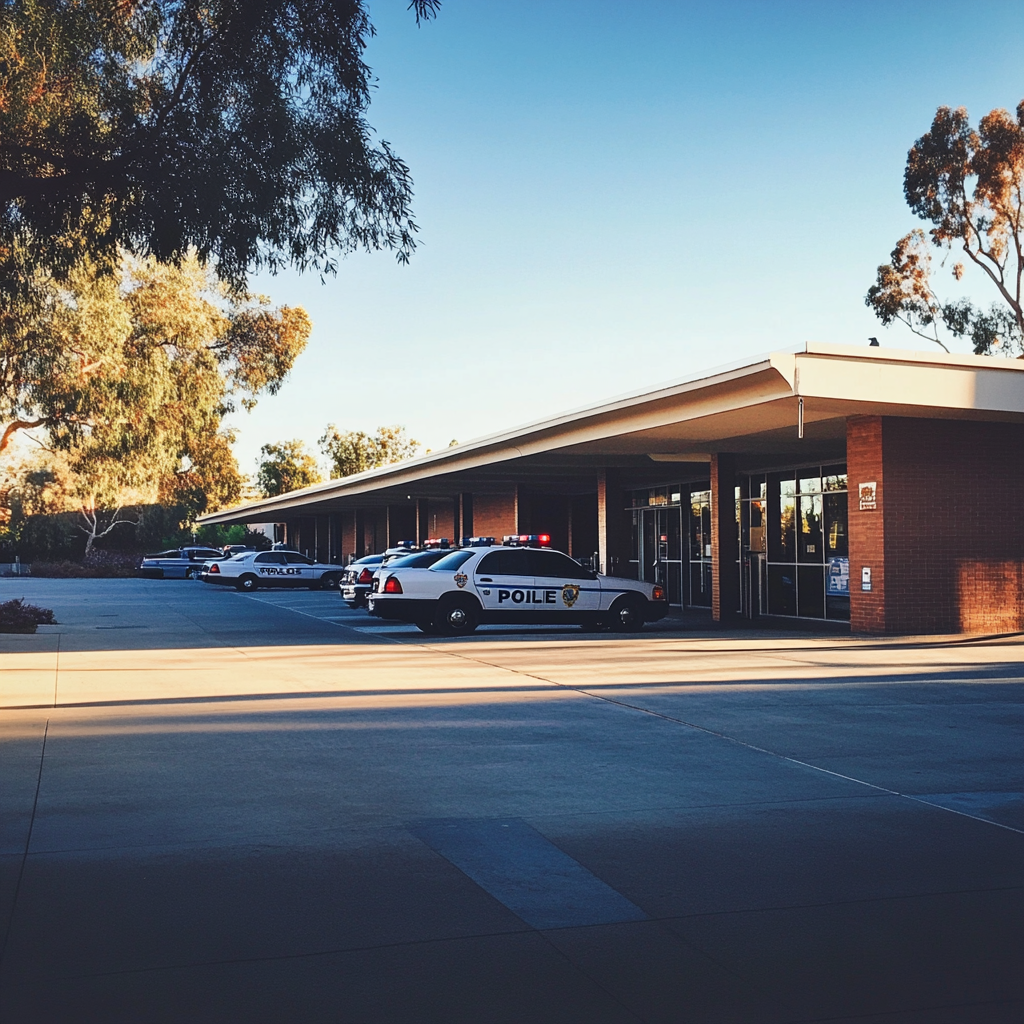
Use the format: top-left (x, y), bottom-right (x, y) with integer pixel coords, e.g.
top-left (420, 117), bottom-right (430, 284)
top-left (858, 481), bottom-right (877, 511)
top-left (827, 556), bottom-right (850, 595)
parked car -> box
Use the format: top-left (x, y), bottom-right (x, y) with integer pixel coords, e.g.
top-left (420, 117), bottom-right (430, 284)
top-left (340, 554), bottom-right (385, 608)
top-left (368, 548), bottom-right (465, 595)
top-left (367, 535), bottom-right (668, 634)
top-left (200, 550), bottom-right (343, 591)
top-left (139, 547), bottom-right (228, 580)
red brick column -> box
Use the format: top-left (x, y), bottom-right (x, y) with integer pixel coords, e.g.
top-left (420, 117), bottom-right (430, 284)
top-left (847, 416), bottom-right (887, 633)
top-left (710, 454), bottom-right (739, 623)
top-left (597, 470), bottom-right (629, 576)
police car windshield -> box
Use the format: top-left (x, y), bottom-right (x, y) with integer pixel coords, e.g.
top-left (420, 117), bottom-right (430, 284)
top-left (429, 550), bottom-right (476, 572)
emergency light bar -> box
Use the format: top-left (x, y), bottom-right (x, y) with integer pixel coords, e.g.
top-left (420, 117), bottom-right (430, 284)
top-left (394, 540), bottom-right (417, 549)
top-left (461, 536), bottom-right (495, 548)
top-left (502, 534), bottom-right (552, 547)
top-left (422, 538), bottom-right (451, 549)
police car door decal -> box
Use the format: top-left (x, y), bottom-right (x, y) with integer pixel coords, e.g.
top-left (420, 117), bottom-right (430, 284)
top-left (473, 549), bottom-right (537, 612)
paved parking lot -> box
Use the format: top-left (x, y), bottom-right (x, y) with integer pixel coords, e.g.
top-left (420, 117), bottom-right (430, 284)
top-left (1, 578), bottom-right (1022, 1022)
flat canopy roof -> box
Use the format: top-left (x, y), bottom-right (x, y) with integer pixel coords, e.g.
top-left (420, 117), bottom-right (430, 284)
top-left (199, 343), bottom-right (1024, 524)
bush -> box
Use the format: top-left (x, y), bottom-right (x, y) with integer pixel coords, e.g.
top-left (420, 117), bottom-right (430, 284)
top-left (0, 598), bottom-right (57, 633)
top-left (31, 550), bottom-right (141, 578)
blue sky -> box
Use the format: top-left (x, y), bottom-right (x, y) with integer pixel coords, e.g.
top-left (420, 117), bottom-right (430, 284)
top-left (230, 0), bottom-right (1024, 474)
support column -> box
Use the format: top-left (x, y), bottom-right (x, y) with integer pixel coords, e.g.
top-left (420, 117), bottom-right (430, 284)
top-left (710, 454), bottom-right (739, 623)
top-left (597, 470), bottom-right (628, 576)
top-left (847, 415), bottom-right (886, 633)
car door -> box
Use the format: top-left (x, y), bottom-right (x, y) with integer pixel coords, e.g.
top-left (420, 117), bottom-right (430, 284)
top-left (528, 550), bottom-right (601, 617)
top-left (284, 552), bottom-right (315, 587)
top-left (472, 548), bottom-right (536, 615)
top-left (253, 550), bottom-right (288, 584)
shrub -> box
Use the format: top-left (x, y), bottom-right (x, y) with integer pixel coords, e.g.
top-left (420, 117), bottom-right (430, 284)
top-left (0, 598), bottom-right (57, 634)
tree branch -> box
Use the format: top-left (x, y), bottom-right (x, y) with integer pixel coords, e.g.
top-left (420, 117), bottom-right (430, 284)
top-left (0, 418), bottom-right (48, 456)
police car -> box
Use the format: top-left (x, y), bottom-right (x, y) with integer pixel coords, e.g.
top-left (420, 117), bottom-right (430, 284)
top-left (367, 535), bottom-right (668, 634)
top-left (200, 549), bottom-right (343, 591)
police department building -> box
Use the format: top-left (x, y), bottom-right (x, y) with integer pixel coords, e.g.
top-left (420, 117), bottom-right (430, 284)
top-left (198, 344), bottom-right (1024, 634)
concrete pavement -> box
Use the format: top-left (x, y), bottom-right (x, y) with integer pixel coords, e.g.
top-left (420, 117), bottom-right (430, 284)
top-left (0, 578), bottom-right (1021, 1022)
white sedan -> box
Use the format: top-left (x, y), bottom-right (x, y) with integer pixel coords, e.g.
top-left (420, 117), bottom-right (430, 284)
top-left (367, 537), bottom-right (668, 634)
top-left (201, 550), bottom-right (343, 591)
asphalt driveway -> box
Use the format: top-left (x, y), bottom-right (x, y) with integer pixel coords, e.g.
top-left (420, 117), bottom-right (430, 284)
top-left (1, 578), bottom-right (1021, 1022)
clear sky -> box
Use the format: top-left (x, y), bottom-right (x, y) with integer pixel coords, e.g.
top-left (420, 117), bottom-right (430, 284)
top-left (229, 0), bottom-right (1024, 475)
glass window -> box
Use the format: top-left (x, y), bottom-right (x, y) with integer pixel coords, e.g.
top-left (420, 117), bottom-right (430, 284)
top-left (822, 465), bottom-right (848, 492)
top-left (797, 565), bottom-right (825, 618)
top-left (474, 549), bottom-right (530, 576)
top-left (255, 552), bottom-right (286, 564)
top-left (532, 551), bottom-right (591, 578)
top-left (798, 494), bottom-right (823, 562)
top-left (152, 550), bottom-right (181, 559)
top-left (285, 553), bottom-right (313, 565)
top-left (767, 564), bottom-right (796, 616)
top-left (798, 471), bottom-right (822, 494)
top-left (429, 550), bottom-right (476, 572)
top-left (825, 493), bottom-right (848, 557)
top-left (353, 554), bottom-right (383, 565)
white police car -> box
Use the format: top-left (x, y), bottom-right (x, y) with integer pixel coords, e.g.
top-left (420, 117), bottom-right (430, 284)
top-left (201, 549), bottom-right (343, 591)
top-left (367, 535), bottom-right (668, 634)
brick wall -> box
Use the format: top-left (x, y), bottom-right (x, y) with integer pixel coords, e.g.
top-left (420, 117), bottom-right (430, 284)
top-left (848, 415), bottom-right (1024, 634)
top-left (710, 454), bottom-right (738, 622)
top-left (471, 492), bottom-right (517, 539)
top-left (884, 417), bottom-right (1024, 633)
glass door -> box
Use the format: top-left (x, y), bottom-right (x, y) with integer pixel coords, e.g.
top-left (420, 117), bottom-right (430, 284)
top-left (635, 506), bottom-right (683, 605)
top-left (688, 489), bottom-right (712, 608)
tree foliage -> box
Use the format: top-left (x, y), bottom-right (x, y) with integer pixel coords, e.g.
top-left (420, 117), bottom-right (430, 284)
top-left (0, 0), bottom-right (440, 291)
top-left (867, 101), bottom-right (1024, 354)
top-left (0, 253), bottom-right (310, 525)
top-left (255, 439), bottom-right (321, 497)
top-left (318, 423), bottom-right (419, 479)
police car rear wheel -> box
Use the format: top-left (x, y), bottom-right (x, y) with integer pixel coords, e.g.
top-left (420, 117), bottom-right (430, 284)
top-left (436, 596), bottom-right (478, 635)
top-left (610, 596), bottom-right (644, 631)
top-left (320, 572), bottom-right (340, 590)
top-left (236, 574), bottom-right (259, 592)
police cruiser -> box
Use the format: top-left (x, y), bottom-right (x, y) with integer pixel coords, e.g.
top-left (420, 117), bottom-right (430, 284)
top-left (200, 549), bottom-right (342, 591)
top-left (367, 535), bottom-right (668, 634)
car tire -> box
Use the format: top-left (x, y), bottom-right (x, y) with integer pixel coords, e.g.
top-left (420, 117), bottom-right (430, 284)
top-left (320, 572), bottom-right (341, 590)
top-left (434, 596), bottom-right (479, 635)
top-left (236, 574), bottom-right (259, 592)
top-left (608, 595), bottom-right (645, 631)
top-left (185, 568), bottom-right (198, 580)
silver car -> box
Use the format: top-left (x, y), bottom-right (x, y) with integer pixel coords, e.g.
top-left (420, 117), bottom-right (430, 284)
top-left (139, 547), bottom-right (227, 580)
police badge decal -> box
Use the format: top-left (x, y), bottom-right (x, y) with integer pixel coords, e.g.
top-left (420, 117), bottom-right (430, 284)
top-left (454, 573), bottom-right (468, 588)
top-left (561, 583), bottom-right (580, 607)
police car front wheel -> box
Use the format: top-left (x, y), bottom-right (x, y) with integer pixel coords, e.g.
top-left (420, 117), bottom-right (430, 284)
top-left (609, 596), bottom-right (645, 631)
top-left (236, 574), bottom-right (259, 592)
top-left (435, 596), bottom-right (479, 635)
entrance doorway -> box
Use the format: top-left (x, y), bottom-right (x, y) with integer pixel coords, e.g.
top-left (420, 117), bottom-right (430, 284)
top-left (634, 506), bottom-right (683, 605)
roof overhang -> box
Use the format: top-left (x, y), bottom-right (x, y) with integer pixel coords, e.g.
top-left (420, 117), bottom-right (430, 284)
top-left (199, 343), bottom-right (1024, 524)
